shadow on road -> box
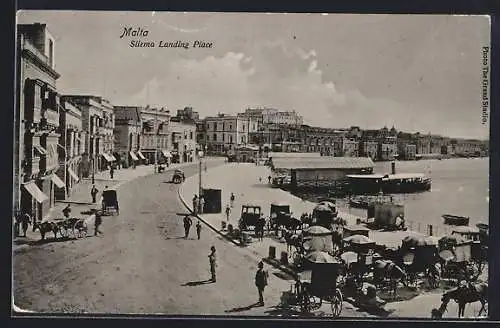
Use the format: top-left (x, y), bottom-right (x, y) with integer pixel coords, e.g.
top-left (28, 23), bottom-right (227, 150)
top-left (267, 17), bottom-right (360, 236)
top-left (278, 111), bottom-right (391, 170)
top-left (182, 279), bottom-right (214, 286)
top-left (264, 305), bottom-right (310, 317)
top-left (250, 184), bottom-right (273, 189)
top-left (225, 302), bottom-right (262, 313)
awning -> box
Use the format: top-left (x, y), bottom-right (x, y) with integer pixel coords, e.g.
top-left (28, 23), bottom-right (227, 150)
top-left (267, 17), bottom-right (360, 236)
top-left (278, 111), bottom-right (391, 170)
top-left (33, 145), bottom-right (47, 156)
top-left (129, 151), bottom-right (139, 161)
top-left (102, 153), bottom-right (115, 162)
top-left (137, 151), bottom-right (146, 160)
top-left (67, 167), bottom-right (80, 182)
top-left (51, 174), bottom-right (66, 188)
top-left (23, 182), bottom-right (48, 204)
top-left (161, 149), bottom-right (172, 158)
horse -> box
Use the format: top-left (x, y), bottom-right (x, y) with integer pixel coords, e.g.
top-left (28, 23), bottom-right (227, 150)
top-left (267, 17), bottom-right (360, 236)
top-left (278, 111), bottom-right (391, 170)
top-left (33, 221), bottom-right (60, 241)
top-left (373, 259), bottom-right (407, 298)
top-left (283, 229), bottom-right (303, 254)
top-left (431, 282), bottom-right (488, 318)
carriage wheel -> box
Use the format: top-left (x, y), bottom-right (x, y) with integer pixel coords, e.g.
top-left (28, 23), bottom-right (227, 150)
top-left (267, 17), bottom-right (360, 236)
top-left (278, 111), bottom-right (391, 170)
top-left (67, 226), bottom-right (76, 239)
top-left (330, 289), bottom-right (343, 317)
top-left (80, 221), bottom-right (88, 238)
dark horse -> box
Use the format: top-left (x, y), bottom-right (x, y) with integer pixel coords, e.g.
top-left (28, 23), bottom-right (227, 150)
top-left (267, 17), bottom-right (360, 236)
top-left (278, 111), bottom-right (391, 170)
top-left (373, 259), bottom-right (407, 298)
top-left (431, 282), bottom-right (488, 318)
top-left (33, 221), bottom-right (60, 241)
top-left (283, 229), bottom-right (304, 253)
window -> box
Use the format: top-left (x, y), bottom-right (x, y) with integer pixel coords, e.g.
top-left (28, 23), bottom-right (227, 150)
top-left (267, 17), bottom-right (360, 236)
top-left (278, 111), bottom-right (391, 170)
top-left (190, 131), bottom-right (193, 140)
top-left (213, 133), bottom-right (217, 141)
top-left (34, 84), bottom-right (42, 109)
top-left (222, 134), bottom-right (225, 141)
top-left (48, 39), bottom-right (54, 68)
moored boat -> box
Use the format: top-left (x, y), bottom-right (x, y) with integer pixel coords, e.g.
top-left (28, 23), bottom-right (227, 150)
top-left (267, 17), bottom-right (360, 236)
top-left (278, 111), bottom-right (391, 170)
top-left (442, 214), bottom-right (469, 226)
top-left (346, 173), bottom-right (431, 195)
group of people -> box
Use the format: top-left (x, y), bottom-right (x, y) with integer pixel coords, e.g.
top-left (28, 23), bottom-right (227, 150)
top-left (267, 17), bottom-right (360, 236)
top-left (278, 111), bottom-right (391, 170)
top-left (183, 214), bottom-right (203, 240)
top-left (192, 194), bottom-right (205, 215)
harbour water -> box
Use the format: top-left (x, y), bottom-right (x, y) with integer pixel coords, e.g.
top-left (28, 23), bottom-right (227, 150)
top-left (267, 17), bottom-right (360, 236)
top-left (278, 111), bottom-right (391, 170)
top-left (340, 157), bottom-right (489, 233)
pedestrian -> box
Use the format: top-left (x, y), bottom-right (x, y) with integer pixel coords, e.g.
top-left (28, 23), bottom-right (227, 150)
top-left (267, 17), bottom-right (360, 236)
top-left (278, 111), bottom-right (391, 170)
top-left (110, 165), bottom-right (115, 179)
top-left (268, 175), bottom-right (272, 184)
top-left (183, 215), bottom-right (193, 239)
top-left (62, 204), bottom-right (71, 218)
top-left (259, 177), bottom-right (262, 183)
top-left (91, 184), bottom-right (99, 203)
top-left (208, 246), bottom-right (217, 282)
top-left (255, 261), bottom-right (269, 306)
top-left (21, 212), bottom-right (31, 237)
top-left (14, 211), bottom-right (21, 237)
top-left (204, 163), bottom-right (207, 173)
top-left (198, 195), bottom-right (205, 214)
top-left (230, 192), bottom-right (235, 208)
top-left (94, 209), bottom-right (103, 236)
top-left (196, 220), bottom-right (202, 240)
top-left (225, 205), bottom-right (231, 222)
top-left (192, 195), bottom-right (199, 215)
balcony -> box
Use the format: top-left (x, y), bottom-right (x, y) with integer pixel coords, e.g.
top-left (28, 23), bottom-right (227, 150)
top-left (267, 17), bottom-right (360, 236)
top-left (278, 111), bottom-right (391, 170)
top-left (27, 157), bottom-right (40, 176)
top-left (41, 108), bottom-right (59, 127)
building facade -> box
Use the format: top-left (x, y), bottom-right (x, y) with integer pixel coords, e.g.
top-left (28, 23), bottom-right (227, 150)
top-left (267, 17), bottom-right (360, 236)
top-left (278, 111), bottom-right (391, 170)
top-left (16, 23), bottom-right (62, 223)
top-left (113, 106), bottom-right (142, 168)
top-left (203, 113), bottom-right (257, 155)
top-left (55, 100), bottom-right (85, 199)
top-left (169, 117), bottom-right (197, 163)
top-left (244, 107), bottom-right (303, 126)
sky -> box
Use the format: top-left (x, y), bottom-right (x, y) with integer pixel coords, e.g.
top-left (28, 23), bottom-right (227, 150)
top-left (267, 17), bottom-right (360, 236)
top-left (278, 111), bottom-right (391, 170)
top-left (17, 11), bottom-right (490, 139)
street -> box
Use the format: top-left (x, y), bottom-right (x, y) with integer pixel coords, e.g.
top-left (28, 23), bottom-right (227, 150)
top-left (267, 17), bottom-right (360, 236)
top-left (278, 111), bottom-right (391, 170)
top-left (15, 162), bottom-right (366, 316)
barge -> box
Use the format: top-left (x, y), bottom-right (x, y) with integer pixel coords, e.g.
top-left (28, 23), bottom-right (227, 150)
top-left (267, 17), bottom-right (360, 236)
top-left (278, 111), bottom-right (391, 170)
top-left (346, 173), bottom-right (431, 195)
top-left (442, 214), bottom-right (469, 226)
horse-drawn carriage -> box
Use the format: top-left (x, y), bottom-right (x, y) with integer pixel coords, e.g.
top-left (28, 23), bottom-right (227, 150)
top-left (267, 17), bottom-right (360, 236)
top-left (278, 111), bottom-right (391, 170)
top-left (285, 253), bottom-right (344, 316)
top-left (438, 234), bottom-right (483, 282)
top-left (269, 202), bottom-right (303, 232)
top-left (238, 204), bottom-right (263, 231)
top-left (311, 203), bottom-right (337, 229)
top-left (34, 217), bottom-right (88, 241)
top-left (400, 235), bottom-right (441, 288)
top-left (101, 189), bottom-right (119, 215)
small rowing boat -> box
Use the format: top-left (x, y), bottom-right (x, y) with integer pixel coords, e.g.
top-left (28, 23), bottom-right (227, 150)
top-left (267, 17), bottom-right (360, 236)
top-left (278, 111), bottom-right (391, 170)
top-left (442, 214), bottom-right (469, 226)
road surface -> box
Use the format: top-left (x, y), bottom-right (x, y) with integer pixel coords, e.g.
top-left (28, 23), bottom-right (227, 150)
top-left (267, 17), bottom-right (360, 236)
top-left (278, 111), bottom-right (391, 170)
top-left (13, 162), bottom-right (370, 317)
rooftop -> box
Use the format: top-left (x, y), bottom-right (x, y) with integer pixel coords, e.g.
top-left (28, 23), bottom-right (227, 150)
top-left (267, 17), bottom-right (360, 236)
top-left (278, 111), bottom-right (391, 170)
top-left (272, 157), bottom-right (374, 170)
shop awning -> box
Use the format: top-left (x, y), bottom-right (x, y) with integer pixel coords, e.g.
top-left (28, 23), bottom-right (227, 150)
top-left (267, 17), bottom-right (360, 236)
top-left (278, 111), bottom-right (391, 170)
top-left (33, 145), bottom-right (47, 156)
top-left (23, 182), bottom-right (48, 204)
top-left (161, 150), bottom-right (172, 158)
top-left (129, 151), bottom-right (139, 161)
top-left (51, 174), bottom-right (66, 188)
top-left (67, 167), bottom-right (80, 183)
top-left (137, 151), bottom-right (146, 160)
top-left (102, 153), bottom-right (115, 162)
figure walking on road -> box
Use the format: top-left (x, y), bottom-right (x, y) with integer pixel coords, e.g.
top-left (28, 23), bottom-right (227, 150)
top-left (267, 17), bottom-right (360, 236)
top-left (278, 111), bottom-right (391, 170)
top-left (91, 185), bottom-right (99, 203)
top-left (230, 192), bottom-right (235, 208)
top-left (21, 212), bottom-right (31, 237)
top-left (198, 195), bottom-right (205, 214)
top-left (255, 261), bottom-right (269, 306)
top-left (192, 195), bottom-right (199, 215)
top-left (110, 165), bottom-right (115, 179)
top-left (225, 205), bottom-right (231, 222)
top-left (196, 221), bottom-right (202, 240)
top-left (208, 246), bottom-right (217, 282)
top-left (268, 175), bottom-right (272, 184)
top-left (183, 215), bottom-right (193, 239)
top-left (94, 210), bottom-right (103, 236)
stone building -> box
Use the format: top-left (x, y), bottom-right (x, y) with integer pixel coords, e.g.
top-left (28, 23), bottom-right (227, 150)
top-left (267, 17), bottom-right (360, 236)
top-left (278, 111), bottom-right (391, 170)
top-left (61, 95), bottom-right (116, 175)
top-left (55, 99), bottom-right (86, 199)
top-left (113, 106), bottom-right (142, 168)
top-left (203, 113), bottom-right (257, 155)
top-left (15, 23), bottom-right (62, 223)
top-left (169, 116), bottom-right (197, 163)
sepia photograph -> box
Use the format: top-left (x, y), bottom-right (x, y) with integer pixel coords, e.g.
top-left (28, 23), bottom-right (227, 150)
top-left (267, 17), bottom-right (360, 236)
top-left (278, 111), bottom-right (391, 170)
top-left (13, 11), bottom-right (490, 319)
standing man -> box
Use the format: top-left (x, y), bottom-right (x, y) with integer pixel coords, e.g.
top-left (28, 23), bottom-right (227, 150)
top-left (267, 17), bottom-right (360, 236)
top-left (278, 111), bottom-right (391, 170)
top-left (21, 212), bottom-right (31, 237)
top-left (208, 246), bottom-right (217, 282)
top-left (198, 195), bottom-right (205, 214)
top-left (192, 195), bottom-right (198, 215)
top-left (268, 175), bottom-right (272, 184)
top-left (230, 192), bottom-right (235, 208)
top-left (94, 209), bottom-right (103, 236)
top-left (255, 261), bottom-right (269, 306)
top-left (183, 215), bottom-right (193, 239)
top-left (110, 165), bottom-right (115, 179)
top-left (225, 205), bottom-right (231, 222)
top-left (91, 185), bottom-right (99, 203)
top-left (196, 220), bottom-right (202, 240)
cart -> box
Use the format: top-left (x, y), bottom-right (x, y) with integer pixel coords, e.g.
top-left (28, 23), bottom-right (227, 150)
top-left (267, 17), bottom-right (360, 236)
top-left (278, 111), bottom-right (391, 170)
top-left (172, 169), bottom-right (185, 184)
top-left (269, 202), bottom-right (291, 229)
top-left (238, 204), bottom-right (262, 230)
top-left (101, 189), bottom-right (120, 215)
top-left (294, 254), bottom-right (344, 316)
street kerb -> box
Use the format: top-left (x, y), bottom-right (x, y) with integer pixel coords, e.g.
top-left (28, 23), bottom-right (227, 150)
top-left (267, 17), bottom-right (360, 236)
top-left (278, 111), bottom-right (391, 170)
top-left (177, 179), bottom-right (300, 279)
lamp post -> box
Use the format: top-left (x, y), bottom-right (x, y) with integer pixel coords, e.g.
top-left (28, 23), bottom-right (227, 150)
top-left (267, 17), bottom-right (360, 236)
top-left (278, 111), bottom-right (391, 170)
top-left (198, 147), bottom-right (204, 199)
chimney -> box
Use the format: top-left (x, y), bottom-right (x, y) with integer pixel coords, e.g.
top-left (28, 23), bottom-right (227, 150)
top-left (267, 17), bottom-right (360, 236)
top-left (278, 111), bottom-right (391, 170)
top-left (391, 161), bottom-right (396, 175)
